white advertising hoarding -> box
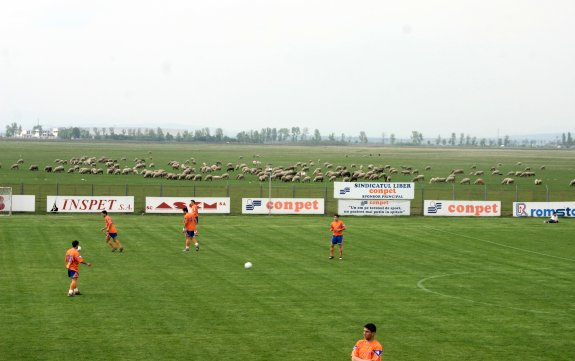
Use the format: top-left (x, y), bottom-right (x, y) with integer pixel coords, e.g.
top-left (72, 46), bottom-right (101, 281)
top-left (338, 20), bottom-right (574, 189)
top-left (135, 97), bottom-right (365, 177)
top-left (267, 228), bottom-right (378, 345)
top-left (47, 196), bottom-right (134, 213)
top-left (145, 197), bottom-right (230, 214)
top-left (337, 199), bottom-right (411, 216)
top-left (13, 195), bottom-right (36, 212)
top-left (513, 202), bottom-right (575, 217)
top-left (334, 182), bottom-right (415, 200)
top-left (424, 200), bottom-right (501, 216)
top-left (242, 198), bottom-right (324, 214)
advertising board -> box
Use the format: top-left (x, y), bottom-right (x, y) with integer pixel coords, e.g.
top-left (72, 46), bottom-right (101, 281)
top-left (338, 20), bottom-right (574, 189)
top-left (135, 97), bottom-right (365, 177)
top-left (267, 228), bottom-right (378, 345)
top-left (337, 199), bottom-right (410, 216)
top-left (242, 198), bottom-right (324, 214)
top-left (145, 197), bottom-right (230, 214)
top-left (513, 202), bottom-right (575, 217)
top-left (47, 196), bottom-right (134, 213)
top-left (334, 182), bottom-right (415, 200)
top-left (424, 200), bottom-right (501, 216)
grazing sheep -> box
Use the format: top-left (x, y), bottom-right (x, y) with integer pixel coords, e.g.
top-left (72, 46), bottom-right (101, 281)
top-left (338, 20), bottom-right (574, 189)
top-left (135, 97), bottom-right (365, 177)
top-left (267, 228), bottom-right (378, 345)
top-left (10, 164), bottom-right (19, 170)
top-left (53, 165), bottom-right (65, 173)
top-left (451, 169), bottom-right (464, 175)
top-left (474, 178), bottom-right (485, 185)
top-left (570, 179), bottom-right (575, 186)
top-left (424, 166), bottom-right (431, 171)
top-left (534, 179), bottom-right (543, 185)
top-left (501, 177), bottom-right (514, 185)
top-left (460, 177), bottom-right (471, 184)
top-left (445, 175), bottom-right (456, 183)
top-left (474, 171), bottom-right (484, 176)
top-left (29, 165), bottom-right (39, 171)
top-left (236, 174), bottom-right (245, 180)
top-left (313, 175), bottom-right (324, 182)
top-left (411, 175), bottom-right (425, 182)
top-left (67, 168), bottom-right (75, 173)
top-left (540, 165), bottom-right (546, 170)
top-left (17, 159), bottom-right (24, 164)
top-left (491, 170), bottom-right (502, 175)
top-left (429, 177), bottom-right (446, 183)
top-left (44, 165), bottom-right (53, 172)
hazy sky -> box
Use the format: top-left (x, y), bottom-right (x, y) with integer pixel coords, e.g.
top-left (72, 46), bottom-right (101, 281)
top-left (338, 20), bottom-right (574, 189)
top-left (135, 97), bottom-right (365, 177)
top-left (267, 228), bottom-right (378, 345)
top-left (1, 0), bottom-right (574, 138)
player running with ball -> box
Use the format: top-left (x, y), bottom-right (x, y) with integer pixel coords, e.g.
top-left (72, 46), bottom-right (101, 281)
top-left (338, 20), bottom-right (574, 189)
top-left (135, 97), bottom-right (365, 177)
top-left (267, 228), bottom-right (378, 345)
top-left (65, 240), bottom-right (91, 297)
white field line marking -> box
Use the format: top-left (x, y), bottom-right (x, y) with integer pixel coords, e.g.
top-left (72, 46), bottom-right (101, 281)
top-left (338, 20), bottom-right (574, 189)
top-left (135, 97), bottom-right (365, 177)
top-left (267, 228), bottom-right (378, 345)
top-left (422, 226), bottom-right (575, 262)
top-left (417, 271), bottom-right (555, 314)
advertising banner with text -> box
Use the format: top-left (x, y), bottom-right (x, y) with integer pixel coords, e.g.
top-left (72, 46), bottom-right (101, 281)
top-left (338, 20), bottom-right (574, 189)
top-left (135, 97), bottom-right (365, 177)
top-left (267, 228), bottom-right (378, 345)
top-left (337, 199), bottom-right (411, 216)
top-left (145, 197), bottom-right (230, 214)
top-left (513, 202), bottom-right (575, 217)
top-left (424, 200), bottom-right (501, 216)
top-left (242, 198), bottom-right (324, 215)
top-left (334, 182), bottom-right (415, 200)
top-left (47, 196), bottom-right (134, 213)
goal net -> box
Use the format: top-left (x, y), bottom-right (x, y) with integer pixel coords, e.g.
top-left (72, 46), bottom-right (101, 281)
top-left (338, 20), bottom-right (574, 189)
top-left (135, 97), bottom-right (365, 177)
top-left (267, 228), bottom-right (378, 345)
top-left (0, 187), bottom-right (12, 216)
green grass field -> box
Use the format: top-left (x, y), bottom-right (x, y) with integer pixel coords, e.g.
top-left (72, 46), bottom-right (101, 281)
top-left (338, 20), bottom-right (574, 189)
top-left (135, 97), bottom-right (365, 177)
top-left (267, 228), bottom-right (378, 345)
top-left (1, 214), bottom-right (574, 360)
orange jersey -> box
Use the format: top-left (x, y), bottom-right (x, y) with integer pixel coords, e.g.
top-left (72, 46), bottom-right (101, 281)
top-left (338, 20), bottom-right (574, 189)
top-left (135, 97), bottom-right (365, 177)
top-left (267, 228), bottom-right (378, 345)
top-left (104, 215), bottom-right (117, 233)
top-left (189, 203), bottom-right (199, 217)
top-left (352, 339), bottom-right (383, 361)
top-left (330, 220), bottom-right (346, 236)
top-left (184, 212), bottom-right (197, 231)
top-left (65, 248), bottom-right (84, 272)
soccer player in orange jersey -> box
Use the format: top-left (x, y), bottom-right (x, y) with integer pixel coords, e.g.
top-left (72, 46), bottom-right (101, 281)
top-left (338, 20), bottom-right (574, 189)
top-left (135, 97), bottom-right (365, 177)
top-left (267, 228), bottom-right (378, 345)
top-left (182, 207), bottom-right (199, 252)
top-left (352, 323), bottom-right (383, 361)
top-left (65, 240), bottom-right (91, 297)
top-left (189, 199), bottom-right (199, 224)
top-left (101, 210), bottom-right (123, 252)
top-left (329, 214), bottom-right (346, 260)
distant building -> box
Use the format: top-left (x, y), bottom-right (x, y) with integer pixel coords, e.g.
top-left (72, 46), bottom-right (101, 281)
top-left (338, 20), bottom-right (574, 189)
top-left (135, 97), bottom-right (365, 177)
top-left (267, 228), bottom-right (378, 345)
top-left (16, 128), bottom-right (59, 139)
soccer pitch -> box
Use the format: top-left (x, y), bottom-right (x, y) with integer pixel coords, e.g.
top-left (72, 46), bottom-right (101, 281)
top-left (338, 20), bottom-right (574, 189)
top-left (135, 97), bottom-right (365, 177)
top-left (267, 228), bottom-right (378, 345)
top-left (1, 214), bottom-right (574, 360)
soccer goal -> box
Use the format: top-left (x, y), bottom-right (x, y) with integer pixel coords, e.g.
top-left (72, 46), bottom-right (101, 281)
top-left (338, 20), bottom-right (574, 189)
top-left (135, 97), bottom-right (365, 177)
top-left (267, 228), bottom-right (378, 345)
top-left (0, 187), bottom-right (12, 216)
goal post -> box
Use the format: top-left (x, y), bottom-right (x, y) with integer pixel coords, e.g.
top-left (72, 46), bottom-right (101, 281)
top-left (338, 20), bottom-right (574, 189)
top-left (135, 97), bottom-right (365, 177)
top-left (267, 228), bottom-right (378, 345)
top-left (0, 187), bottom-right (12, 216)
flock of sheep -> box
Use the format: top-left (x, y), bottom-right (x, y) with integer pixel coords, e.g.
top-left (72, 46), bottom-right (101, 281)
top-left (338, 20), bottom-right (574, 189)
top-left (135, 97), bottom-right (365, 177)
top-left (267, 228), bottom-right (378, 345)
top-left (3, 157), bottom-right (575, 186)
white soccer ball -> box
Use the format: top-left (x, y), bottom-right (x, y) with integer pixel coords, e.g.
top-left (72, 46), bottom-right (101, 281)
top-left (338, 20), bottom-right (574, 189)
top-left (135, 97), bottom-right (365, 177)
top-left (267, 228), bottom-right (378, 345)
top-left (244, 261), bottom-right (253, 269)
top-left (77, 246), bottom-right (82, 251)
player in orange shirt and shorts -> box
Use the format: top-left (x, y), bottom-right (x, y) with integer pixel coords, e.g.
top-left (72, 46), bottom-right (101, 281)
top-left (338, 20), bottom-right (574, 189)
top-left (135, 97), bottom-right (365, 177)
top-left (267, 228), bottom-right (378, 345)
top-left (352, 323), bottom-right (383, 361)
top-left (182, 207), bottom-right (199, 252)
top-left (101, 210), bottom-right (123, 252)
top-left (189, 199), bottom-right (199, 224)
top-left (65, 240), bottom-right (91, 297)
top-left (329, 214), bottom-right (346, 260)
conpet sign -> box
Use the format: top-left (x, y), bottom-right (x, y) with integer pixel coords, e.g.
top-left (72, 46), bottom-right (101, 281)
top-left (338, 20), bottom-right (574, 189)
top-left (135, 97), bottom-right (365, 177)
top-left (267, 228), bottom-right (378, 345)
top-left (242, 198), bottom-right (324, 214)
top-left (424, 200), bottom-right (501, 217)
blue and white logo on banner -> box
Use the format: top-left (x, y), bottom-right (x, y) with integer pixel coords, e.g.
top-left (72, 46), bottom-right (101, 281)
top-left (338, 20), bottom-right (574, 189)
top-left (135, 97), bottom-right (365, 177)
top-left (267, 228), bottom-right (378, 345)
top-left (427, 201), bottom-right (442, 214)
top-left (245, 199), bottom-right (262, 211)
top-left (339, 187), bottom-right (351, 195)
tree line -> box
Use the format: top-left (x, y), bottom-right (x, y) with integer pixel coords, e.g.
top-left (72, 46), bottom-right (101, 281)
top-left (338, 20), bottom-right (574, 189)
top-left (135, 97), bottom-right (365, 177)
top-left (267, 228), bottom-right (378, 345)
top-left (3, 122), bottom-right (573, 147)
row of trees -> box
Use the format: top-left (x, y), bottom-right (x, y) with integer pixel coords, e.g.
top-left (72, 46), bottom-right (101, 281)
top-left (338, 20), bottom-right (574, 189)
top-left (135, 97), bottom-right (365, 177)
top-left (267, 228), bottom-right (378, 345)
top-left (4, 122), bottom-right (571, 147)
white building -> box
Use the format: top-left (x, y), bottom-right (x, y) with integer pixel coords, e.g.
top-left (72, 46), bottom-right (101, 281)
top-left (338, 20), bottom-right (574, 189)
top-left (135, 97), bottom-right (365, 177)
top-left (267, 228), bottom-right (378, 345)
top-left (17, 128), bottom-right (59, 139)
